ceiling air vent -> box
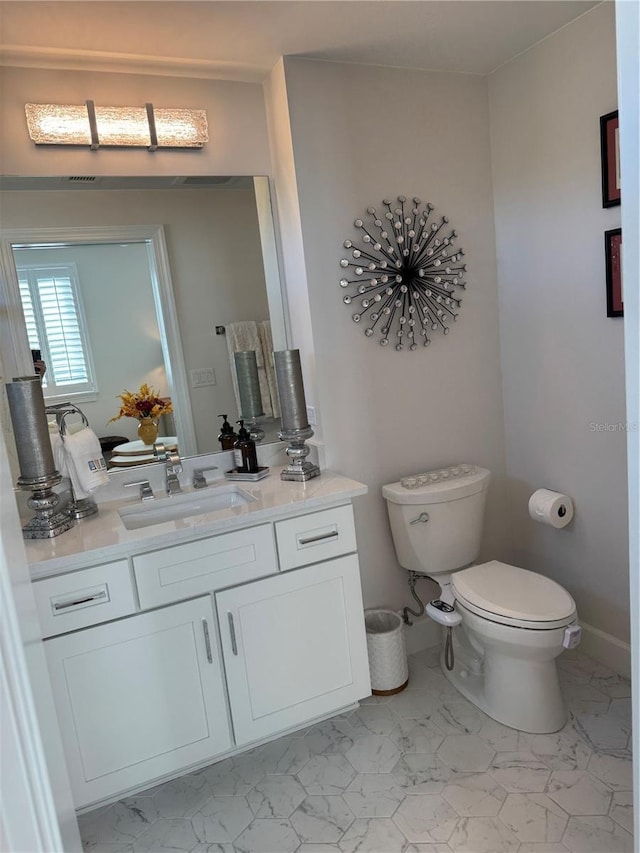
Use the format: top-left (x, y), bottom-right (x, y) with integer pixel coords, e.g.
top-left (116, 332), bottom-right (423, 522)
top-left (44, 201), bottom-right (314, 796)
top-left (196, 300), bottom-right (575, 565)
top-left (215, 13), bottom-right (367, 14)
top-left (66, 176), bottom-right (98, 183)
top-left (179, 176), bottom-right (234, 186)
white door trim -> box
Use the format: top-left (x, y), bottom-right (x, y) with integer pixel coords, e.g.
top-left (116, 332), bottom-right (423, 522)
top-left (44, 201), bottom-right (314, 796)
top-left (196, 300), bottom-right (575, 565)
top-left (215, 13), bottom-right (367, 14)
top-left (0, 425), bottom-right (80, 851)
top-left (615, 0), bottom-right (640, 842)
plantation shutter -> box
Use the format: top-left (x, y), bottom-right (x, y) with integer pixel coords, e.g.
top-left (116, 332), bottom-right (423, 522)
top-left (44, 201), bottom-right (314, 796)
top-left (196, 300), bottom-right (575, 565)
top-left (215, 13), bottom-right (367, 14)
top-left (18, 276), bottom-right (40, 350)
top-left (17, 265), bottom-right (97, 399)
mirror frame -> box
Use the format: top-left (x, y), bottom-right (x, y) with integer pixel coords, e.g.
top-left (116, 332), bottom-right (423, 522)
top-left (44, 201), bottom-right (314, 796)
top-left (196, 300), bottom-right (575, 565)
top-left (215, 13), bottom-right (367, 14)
top-left (0, 224), bottom-right (199, 456)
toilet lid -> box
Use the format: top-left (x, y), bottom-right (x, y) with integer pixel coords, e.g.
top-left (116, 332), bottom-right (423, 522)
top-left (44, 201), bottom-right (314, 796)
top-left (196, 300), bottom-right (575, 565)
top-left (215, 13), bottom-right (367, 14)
top-left (452, 561), bottom-right (576, 625)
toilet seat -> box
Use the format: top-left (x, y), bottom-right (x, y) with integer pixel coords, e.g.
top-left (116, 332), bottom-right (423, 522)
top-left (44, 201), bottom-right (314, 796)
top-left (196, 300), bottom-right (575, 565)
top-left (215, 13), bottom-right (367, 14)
top-left (452, 560), bottom-right (576, 630)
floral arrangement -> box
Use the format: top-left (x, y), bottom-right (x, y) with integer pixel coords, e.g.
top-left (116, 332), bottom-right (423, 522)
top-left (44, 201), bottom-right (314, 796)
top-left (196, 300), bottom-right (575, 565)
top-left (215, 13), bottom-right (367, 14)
top-left (109, 383), bottom-right (173, 423)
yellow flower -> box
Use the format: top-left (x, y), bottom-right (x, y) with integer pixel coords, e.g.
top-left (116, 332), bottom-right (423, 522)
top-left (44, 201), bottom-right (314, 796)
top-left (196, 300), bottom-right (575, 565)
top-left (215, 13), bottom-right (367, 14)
top-left (109, 384), bottom-right (173, 423)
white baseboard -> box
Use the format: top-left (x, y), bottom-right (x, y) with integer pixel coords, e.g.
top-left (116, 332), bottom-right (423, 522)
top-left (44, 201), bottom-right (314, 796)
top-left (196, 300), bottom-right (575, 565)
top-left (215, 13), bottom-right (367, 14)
top-left (401, 612), bottom-right (441, 656)
top-left (579, 621), bottom-right (631, 679)
top-left (399, 612), bottom-right (630, 679)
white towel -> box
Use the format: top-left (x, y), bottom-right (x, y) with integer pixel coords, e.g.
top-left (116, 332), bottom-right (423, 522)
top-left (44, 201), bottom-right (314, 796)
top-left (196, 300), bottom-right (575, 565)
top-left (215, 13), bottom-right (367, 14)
top-left (49, 429), bottom-right (69, 478)
top-left (258, 320), bottom-right (280, 419)
top-left (62, 427), bottom-right (108, 499)
top-left (226, 321), bottom-right (273, 418)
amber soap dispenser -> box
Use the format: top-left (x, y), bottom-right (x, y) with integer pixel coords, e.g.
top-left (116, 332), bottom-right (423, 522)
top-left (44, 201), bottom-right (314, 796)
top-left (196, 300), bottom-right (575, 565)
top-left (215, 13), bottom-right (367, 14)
top-left (233, 420), bottom-right (259, 474)
top-left (218, 414), bottom-right (237, 451)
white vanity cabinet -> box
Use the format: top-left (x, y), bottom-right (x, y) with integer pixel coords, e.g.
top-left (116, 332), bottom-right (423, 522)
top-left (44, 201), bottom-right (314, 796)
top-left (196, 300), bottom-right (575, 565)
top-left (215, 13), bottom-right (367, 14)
top-left (218, 553), bottom-right (369, 744)
top-left (31, 483), bottom-right (370, 810)
top-left (44, 595), bottom-right (232, 807)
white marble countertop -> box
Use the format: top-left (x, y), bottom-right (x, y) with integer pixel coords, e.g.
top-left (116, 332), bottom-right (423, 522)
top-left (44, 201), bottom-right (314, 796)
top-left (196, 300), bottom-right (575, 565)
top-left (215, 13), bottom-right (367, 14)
top-left (25, 467), bottom-right (368, 580)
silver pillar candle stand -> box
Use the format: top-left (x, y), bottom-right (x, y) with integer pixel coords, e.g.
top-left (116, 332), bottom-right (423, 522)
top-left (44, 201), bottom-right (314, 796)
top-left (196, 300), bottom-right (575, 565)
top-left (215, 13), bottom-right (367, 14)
top-left (274, 349), bottom-right (320, 482)
top-left (247, 417), bottom-right (265, 444)
top-left (19, 471), bottom-right (75, 539)
top-left (6, 376), bottom-right (75, 539)
top-left (278, 425), bottom-right (320, 482)
top-left (234, 351), bottom-right (265, 443)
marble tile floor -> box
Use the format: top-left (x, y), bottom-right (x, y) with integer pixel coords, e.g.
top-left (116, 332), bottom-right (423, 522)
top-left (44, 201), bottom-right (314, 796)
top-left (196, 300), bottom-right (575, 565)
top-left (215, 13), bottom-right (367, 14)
top-left (79, 647), bottom-right (634, 853)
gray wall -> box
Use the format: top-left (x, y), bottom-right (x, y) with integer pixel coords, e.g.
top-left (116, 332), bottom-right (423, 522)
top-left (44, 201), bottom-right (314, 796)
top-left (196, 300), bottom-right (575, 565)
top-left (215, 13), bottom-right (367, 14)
top-left (489, 2), bottom-right (628, 642)
top-left (279, 58), bottom-right (512, 617)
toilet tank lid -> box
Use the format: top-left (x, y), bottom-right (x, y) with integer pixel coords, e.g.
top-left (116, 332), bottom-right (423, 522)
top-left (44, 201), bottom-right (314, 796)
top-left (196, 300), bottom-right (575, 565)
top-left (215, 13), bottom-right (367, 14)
top-left (383, 466), bottom-right (490, 505)
top-left (452, 561), bottom-right (576, 623)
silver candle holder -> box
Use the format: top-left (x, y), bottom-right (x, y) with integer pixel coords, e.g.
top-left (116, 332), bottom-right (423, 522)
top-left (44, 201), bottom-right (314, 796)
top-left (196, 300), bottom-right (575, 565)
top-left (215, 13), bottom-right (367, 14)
top-left (6, 376), bottom-right (75, 539)
top-left (234, 350), bottom-right (265, 443)
top-left (273, 350), bottom-right (320, 482)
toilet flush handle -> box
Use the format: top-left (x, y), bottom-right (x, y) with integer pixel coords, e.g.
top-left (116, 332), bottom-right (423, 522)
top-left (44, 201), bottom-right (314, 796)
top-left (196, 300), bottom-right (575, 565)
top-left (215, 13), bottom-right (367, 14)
top-left (410, 512), bottom-right (430, 525)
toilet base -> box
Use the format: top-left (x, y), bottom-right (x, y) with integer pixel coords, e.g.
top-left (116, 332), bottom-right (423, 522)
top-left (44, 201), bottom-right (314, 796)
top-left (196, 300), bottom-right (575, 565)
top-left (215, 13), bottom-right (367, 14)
top-left (440, 614), bottom-right (569, 734)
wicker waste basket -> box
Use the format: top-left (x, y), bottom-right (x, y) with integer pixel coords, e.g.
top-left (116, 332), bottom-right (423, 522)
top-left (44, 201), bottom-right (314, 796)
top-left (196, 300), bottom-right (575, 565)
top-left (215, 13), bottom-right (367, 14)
top-left (364, 608), bottom-right (409, 695)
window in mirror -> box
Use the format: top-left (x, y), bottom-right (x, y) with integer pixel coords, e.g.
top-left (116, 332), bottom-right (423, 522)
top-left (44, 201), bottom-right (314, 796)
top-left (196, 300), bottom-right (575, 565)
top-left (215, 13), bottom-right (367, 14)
top-left (17, 262), bottom-right (97, 400)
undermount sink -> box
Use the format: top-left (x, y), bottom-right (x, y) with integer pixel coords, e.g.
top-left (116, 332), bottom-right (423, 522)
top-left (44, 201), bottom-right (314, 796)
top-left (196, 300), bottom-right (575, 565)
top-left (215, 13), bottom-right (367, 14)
top-left (118, 483), bottom-right (257, 530)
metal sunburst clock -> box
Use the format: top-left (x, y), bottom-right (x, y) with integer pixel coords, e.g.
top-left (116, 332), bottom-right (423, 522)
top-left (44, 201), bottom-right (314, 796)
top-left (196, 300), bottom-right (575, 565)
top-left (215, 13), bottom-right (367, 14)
top-left (339, 196), bottom-right (467, 350)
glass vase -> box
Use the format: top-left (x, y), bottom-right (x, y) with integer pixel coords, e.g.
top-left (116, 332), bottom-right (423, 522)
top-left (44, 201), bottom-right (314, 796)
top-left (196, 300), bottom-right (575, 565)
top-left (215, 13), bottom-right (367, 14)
top-left (137, 417), bottom-right (159, 446)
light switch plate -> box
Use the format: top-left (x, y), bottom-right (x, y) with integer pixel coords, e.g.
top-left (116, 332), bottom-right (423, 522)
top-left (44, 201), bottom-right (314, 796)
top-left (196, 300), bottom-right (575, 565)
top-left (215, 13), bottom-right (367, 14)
top-left (190, 368), bottom-right (216, 387)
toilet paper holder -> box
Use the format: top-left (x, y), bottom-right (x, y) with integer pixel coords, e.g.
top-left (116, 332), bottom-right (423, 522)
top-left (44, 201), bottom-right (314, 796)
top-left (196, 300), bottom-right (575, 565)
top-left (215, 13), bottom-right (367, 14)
top-left (528, 489), bottom-right (574, 529)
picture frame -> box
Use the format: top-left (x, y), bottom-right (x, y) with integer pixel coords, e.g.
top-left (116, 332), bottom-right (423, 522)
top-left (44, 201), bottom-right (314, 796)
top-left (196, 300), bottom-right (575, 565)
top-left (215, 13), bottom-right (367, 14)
top-left (600, 110), bottom-right (620, 207)
top-left (605, 227), bottom-right (623, 317)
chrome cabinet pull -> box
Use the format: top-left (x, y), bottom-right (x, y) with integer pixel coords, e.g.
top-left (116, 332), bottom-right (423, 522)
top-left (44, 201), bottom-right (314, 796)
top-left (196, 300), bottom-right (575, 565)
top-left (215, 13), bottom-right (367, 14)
top-left (227, 612), bottom-right (238, 656)
top-left (410, 512), bottom-right (430, 525)
top-left (52, 590), bottom-right (108, 611)
top-left (202, 619), bottom-right (213, 664)
top-left (298, 530), bottom-right (339, 546)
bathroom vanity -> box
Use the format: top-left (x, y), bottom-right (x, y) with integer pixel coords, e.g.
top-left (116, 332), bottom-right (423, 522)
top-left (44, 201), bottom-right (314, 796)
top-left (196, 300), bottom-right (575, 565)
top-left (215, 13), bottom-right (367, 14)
top-left (24, 470), bottom-right (370, 809)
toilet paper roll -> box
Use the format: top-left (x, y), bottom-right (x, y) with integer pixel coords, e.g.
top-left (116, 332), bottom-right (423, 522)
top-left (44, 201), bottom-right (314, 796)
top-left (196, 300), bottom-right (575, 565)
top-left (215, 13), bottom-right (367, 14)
top-left (528, 489), bottom-right (574, 529)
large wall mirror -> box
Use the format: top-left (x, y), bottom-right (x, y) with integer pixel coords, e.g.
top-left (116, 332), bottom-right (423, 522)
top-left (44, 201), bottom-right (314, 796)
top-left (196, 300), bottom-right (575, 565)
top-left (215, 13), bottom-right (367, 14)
top-left (0, 176), bottom-right (289, 465)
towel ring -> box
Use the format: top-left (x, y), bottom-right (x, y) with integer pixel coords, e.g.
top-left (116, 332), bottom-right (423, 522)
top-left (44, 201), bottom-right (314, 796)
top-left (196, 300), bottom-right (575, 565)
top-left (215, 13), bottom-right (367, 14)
top-left (59, 405), bottom-right (89, 437)
top-left (53, 403), bottom-right (98, 521)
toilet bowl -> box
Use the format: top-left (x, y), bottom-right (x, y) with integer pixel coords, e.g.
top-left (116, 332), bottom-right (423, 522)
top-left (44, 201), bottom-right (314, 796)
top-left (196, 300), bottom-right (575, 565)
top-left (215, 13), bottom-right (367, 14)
top-left (448, 560), bottom-right (578, 732)
top-left (383, 466), bottom-right (581, 733)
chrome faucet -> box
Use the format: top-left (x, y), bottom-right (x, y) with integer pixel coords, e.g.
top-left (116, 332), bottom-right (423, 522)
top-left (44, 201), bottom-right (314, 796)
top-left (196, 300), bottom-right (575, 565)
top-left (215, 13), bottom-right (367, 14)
top-left (154, 442), bottom-right (183, 495)
top-left (165, 452), bottom-right (183, 495)
top-left (193, 466), bottom-right (219, 489)
top-left (123, 479), bottom-right (155, 502)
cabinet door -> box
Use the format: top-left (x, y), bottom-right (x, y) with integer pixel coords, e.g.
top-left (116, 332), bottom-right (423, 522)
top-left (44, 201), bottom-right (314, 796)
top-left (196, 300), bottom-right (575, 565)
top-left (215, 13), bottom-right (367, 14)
top-left (217, 554), bottom-right (370, 745)
top-left (45, 596), bottom-right (232, 807)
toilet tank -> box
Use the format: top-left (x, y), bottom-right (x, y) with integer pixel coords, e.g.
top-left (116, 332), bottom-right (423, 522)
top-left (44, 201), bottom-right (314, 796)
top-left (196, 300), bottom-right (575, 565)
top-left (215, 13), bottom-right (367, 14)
top-left (382, 466), bottom-right (491, 576)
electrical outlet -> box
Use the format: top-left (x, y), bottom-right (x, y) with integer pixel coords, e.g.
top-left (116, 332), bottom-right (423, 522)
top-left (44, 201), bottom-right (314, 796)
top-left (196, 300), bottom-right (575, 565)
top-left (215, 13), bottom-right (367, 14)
top-left (190, 368), bottom-right (216, 388)
top-left (306, 405), bottom-right (316, 425)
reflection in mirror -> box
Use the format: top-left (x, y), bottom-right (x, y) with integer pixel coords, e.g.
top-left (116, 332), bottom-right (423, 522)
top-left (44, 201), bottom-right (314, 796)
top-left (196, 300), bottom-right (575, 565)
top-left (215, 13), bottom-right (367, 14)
top-left (0, 177), bottom-right (288, 469)
top-left (13, 241), bottom-right (167, 419)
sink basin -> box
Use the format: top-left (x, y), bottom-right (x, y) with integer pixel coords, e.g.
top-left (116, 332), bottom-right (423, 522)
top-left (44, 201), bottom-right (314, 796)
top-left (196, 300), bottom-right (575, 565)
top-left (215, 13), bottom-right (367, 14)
top-left (118, 483), bottom-right (257, 530)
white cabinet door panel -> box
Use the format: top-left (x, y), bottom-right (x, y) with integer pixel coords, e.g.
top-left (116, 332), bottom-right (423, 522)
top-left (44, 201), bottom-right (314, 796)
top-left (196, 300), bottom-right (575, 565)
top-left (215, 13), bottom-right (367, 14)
top-left (45, 596), bottom-right (231, 807)
top-left (217, 555), bottom-right (370, 745)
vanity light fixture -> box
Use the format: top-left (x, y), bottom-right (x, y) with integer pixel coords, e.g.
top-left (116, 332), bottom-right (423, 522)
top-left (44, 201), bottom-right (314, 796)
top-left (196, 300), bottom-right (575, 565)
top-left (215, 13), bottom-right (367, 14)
top-left (24, 101), bottom-right (209, 151)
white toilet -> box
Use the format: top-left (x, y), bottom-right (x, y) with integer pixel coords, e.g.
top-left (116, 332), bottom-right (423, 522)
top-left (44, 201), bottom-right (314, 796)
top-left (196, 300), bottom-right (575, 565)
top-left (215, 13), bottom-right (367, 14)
top-left (383, 465), bottom-right (581, 733)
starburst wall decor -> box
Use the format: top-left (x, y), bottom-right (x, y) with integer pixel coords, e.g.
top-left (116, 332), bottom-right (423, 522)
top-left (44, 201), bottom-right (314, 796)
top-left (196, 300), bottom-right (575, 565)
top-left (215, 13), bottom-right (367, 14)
top-left (339, 196), bottom-right (467, 350)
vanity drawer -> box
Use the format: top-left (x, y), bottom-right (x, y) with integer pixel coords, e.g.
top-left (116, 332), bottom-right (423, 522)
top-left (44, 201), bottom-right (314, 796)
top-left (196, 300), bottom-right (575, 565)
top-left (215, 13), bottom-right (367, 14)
top-left (275, 504), bottom-right (357, 571)
top-left (33, 560), bottom-right (135, 639)
top-left (133, 523), bottom-right (277, 609)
